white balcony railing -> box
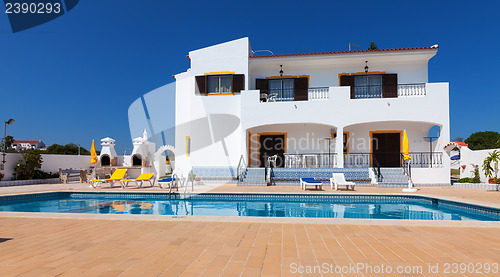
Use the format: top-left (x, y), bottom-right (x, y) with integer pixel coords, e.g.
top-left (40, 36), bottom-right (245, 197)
top-left (308, 87), bottom-right (329, 100)
top-left (284, 153), bottom-right (337, 168)
top-left (398, 83), bottom-right (426, 97)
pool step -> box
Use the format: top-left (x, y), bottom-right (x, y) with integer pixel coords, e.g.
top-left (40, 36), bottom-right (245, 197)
top-left (238, 168), bottom-right (267, 186)
top-left (377, 168), bottom-right (408, 187)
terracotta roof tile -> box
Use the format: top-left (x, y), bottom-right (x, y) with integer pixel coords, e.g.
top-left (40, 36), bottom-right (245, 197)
top-left (250, 46), bottom-right (439, 59)
top-left (13, 140), bottom-right (41, 144)
top-left (454, 142), bottom-right (468, 147)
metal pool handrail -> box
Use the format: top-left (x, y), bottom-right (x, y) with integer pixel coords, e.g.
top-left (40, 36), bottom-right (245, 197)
top-left (184, 168), bottom-right (194, 194)
top-left (237, 155), bottom-right (247, 185)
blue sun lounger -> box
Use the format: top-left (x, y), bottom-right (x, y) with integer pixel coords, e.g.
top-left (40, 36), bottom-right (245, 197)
top-left (158, 177), bottom-right (178, 191)
top-left (300, 178), bottom-right (323, 190)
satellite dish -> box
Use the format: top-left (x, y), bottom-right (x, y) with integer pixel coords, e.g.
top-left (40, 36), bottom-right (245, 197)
top-left (426, 125), bottom-right (441, 142)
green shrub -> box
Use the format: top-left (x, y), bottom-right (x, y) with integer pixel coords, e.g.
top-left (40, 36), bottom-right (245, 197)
top-left (14, 149), bottom-right (43, 180)
top-left (457, 177), bottom-right (472, 183)
top-left (470, 164), bottom-right (481, 183)
top-left (33, 170), bottom-right (59, 179)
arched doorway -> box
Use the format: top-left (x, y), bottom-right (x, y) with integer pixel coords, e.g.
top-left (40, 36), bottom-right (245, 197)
top-left (100, 155), bottom-right (111, 166)
top-left (132, 155), bottom-right (142, 166)
top-left (154, 145), bottom-right (176, 175)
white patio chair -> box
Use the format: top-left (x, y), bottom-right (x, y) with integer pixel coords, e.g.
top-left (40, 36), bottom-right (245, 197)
top-left (330, 173), bottom-right (355, 191)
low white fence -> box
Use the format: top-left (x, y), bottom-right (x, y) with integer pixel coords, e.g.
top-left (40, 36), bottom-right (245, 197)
top-left (453, 183), bottom-right (499, 190)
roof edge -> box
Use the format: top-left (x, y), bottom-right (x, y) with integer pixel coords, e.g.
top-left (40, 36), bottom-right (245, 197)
top-left (249, 46), bottom-right (439, 59)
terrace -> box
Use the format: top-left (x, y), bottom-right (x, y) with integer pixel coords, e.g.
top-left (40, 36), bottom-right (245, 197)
top-left (0, 182), bottom-right (499, 276)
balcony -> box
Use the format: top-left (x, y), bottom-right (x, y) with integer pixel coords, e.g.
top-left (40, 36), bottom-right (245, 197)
top-left (260, 87), bottom-right (329, 102)
top-left (257, 83), bottom-right (426, 102)
top-left (352, 83), bottom-right (426, 99)
top-left (284, 153), bottom-right (337, 168)
top-left (344, 152), bottom-right (443, 168)
top-left (397, 83), bottom-right (426, 97)
top-left (280, 152), bottom-right (443, 168)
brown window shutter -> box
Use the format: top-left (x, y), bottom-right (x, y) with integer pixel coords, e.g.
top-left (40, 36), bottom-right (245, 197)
top-left (195, 75), bottom-right (206, 94)
top-left (232, 74), bottom-right (244, 93)
top-left (256, 79), bottom-right (268, 94)
top-left (294, 77), bottom-right (308, 101)
top-left (340, 75), bottom-right (355, 99)
top-left (382, 74), bottom-right (398, 98)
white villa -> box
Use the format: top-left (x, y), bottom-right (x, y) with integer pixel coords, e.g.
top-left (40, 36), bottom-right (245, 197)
top-left (132, 37), bottom-right (451, 186)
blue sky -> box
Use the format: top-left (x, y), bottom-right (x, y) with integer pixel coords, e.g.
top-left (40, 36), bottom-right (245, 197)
top-left (1, 0), bottom-right (499, 153)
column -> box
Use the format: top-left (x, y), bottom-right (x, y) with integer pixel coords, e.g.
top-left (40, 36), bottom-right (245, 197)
top-left (335, 126), bottom-right (344, 168)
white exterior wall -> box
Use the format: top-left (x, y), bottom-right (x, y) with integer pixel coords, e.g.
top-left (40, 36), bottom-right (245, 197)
top-left (1, 153), bottom-right (92, 181)
top-left (346, 121), bottom-right (444, 153)
top-left (241, 83), bottom-right (448, 132)
top-left (411, 168), bottom-right (450, 184)
top-left (175, 38), bottom-right (249, 173)
top-left (172, 38), bottom-right (450, 184)
top-left (174, 74), bottom-right (193, 174)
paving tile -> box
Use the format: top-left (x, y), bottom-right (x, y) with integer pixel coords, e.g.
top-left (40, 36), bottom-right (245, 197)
top-left (1, 184), bottom-right (500, 276)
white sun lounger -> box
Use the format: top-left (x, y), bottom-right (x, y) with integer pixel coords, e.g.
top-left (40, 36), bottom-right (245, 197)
top-left (330, 173), bottom-right (355, 191)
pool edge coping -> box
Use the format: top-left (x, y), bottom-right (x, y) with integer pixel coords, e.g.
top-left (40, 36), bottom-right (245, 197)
top-left (0, 212), bottom-right (499, 227)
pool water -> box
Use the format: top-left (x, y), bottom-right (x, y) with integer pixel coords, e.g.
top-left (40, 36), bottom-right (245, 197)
top-left (0, 193), bottom-right (498, 221)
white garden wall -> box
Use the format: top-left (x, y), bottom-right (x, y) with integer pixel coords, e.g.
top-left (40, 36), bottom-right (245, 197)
top-left (0, 153), bottom-right (92, 181)
top-left (459, 147), bottom-right (500, 182)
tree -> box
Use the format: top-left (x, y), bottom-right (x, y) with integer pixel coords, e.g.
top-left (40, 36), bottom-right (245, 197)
top-left (482, 150), bottom-right (500, 181)
top-left (464, 131), bottom-right (500, 150)
top-left (368, 42), bottom-right (379, 50)
top-left (45, 143), bottom-right (90, 155)
top-left (14, 149), bottom-right (43, 180)
top-left (1, 135), bottom-right (14, 150)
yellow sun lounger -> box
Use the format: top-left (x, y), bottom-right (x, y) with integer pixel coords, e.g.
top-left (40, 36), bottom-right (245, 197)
top-left (120, 173), bottom-right (155, 188)
top-left (90, 168), bottom-right (127, 188)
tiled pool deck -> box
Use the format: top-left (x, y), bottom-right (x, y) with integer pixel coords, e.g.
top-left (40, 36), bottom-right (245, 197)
top-left (0, 182), bottom-right (499, 276)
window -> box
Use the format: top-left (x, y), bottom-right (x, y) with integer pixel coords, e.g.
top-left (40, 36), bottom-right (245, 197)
top-left (340, 74), bottom-right (398, 99)
top-left (255, 77), bottom-right (308, 102)
top-left (207, 75), bottom-right (232, 94)
top-left (195, 74), bottom-right (244, 95)
top-left (268, 79), bottom-right (295, 101)
top-left (354, 75), bottom-right (382, 98)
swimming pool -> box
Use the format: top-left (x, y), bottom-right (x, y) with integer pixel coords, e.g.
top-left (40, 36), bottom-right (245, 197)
top-left (0, 192), bottom-right (498, 221)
